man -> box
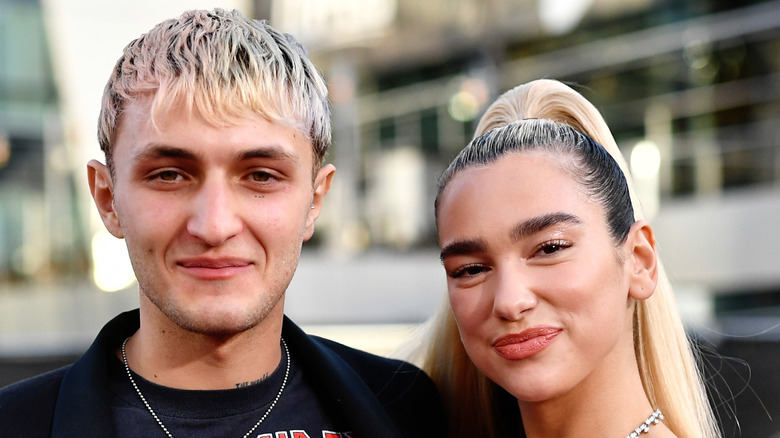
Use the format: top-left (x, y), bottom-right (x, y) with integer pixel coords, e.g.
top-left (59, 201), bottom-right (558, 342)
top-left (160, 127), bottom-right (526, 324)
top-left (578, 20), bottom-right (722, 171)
top-left (0, 9), bottom-right (444, 438)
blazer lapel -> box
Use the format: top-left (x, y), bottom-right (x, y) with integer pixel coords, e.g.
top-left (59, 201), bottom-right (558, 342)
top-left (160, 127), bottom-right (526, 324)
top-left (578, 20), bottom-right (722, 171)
top-left (52, 311), bottom-right (139, 438)
top-left (282, 317), bottom-right (405, 438)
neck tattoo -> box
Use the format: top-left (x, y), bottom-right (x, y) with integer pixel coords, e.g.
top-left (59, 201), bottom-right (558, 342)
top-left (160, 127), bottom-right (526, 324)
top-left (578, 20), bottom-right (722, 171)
top-left (121, 336), bottom-right (290, 438)
top-left (626, 409), bottom-right (664, 438)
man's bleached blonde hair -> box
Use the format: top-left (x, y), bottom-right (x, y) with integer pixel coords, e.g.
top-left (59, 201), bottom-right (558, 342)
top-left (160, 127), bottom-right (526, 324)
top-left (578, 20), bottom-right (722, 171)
top-left (98, 8), bottom-right (330, 171)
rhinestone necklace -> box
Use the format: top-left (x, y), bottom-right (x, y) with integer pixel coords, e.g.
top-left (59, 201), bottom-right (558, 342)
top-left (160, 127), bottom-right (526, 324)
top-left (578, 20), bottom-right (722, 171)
top-left (121, 336), bottom-right (290, 438)
top-left (626, 409), bottom-right (664, 438)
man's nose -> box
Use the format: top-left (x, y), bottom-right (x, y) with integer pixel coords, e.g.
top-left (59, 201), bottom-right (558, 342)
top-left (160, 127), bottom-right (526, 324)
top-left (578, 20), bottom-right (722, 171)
top-left (186, 177), bottom-right (243, 246)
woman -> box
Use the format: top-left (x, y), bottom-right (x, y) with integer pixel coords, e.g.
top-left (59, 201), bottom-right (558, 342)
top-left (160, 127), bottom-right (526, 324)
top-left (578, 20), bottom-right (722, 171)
top-left (419, 79), bottom-right (720, 438)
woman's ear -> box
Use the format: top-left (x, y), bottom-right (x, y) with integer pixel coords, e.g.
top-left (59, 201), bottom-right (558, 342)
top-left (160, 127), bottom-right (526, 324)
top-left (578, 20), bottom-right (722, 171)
top-left (87, 160), bottom-right (124, 238)
top-left (626, 220), bottom-right (658, 300)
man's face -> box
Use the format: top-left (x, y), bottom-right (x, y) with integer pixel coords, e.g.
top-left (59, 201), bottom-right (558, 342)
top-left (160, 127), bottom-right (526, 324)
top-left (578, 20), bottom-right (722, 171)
top-left (89, 98), bottom-right (334, 336)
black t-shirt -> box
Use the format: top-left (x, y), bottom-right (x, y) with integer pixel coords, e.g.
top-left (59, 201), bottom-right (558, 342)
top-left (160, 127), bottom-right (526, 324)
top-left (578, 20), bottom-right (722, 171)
top-left (108, 342), bottom-right (351, 437)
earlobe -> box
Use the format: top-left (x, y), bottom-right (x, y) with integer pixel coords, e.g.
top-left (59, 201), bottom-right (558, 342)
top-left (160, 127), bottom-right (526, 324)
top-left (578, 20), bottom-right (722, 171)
top-left (303, 164), bottom-right (336, 241)
top-left (87, 160), bottom-right (124, 238)
top-left (627, 220), bottom-right (658, 300)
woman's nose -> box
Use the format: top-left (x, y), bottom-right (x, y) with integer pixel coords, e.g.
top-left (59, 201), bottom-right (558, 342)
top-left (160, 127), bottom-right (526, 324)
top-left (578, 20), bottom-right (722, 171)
top-left (492, 267), bottom-right (538, 321)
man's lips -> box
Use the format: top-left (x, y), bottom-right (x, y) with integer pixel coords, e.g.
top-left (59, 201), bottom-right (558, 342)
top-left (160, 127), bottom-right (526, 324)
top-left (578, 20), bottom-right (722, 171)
top-left (493, 326), bottom-right (562, 360)
top-left (176, 258), bottom-right (253, 280)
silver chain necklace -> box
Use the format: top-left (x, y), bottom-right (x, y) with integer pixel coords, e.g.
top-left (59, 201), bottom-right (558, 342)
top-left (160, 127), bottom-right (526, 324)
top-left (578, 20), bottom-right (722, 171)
top-left (121, 336), bottom-right (290, 438)
top-left (625, 409), bottom-right (664, 438)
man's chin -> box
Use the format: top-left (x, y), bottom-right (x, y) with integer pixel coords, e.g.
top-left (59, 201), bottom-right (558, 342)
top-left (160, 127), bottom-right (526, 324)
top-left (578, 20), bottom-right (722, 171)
top-left (186, 320), bottom-right (260, 339)
top-left (141, 288), bottom-right (284, 337)
top-left (164, 307), bottom-right (266, 337)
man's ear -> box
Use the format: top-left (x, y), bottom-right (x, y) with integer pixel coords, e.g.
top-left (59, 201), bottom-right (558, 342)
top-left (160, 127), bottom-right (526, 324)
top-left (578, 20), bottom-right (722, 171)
top-left (303, 164), bottom-right (336, 241)
top-left (626, 220), bottom-right (658, 300)
top-left (87, 159), bottom-right (124, 238)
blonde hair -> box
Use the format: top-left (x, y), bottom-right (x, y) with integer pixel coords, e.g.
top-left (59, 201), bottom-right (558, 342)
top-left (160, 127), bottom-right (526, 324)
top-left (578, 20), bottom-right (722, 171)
top-left (98, 8), bottom-right (330, 170)
top-left (419, 79), bottom-right (720, 438)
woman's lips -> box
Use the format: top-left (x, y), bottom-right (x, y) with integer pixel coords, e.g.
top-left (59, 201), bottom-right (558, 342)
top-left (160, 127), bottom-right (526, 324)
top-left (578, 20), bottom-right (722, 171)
top-left (493, 327), bottom-right (562, 360)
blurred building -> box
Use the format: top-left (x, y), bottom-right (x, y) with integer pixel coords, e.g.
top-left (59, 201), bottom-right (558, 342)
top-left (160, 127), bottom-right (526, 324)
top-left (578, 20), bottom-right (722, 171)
top-left (270, 0), bottom-right (780, 338)
top-left (4, 0), bottom-right (779, 310)
top-left (0, 0), bottom-right (85, 282)
top-left (276, 0), bottom-right (780, 306)
top-left (264, 1), bottom-right (780, 435)
top-left (0, 0), bottom-right (778, 434)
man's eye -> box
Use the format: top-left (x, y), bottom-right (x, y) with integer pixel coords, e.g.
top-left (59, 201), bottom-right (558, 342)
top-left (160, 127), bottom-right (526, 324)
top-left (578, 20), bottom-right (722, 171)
top-left (155, 171), bottom-right (180, 181)
top-left (250, 171), bottom-right (274, 182)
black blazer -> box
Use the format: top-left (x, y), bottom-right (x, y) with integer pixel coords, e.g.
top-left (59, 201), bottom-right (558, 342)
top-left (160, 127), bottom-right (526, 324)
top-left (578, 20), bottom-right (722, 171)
top-left (0, 310), bottom-right (445, 438)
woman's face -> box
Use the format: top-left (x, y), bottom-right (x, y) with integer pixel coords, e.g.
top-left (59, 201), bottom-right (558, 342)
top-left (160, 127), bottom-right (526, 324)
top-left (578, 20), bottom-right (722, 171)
top-left (437, 151), bottom-right (638, 403)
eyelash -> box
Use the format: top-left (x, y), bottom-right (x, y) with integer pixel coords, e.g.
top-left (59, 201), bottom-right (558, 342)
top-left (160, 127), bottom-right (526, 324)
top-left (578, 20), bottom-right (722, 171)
top-left (534, 239), bottom-right (572, 256)
top-left (448, 264), bottom-right (489, 279)
top-left (145, 169), bottom-right (280, 184)
top-left (149, 169), bottom-right (183, 182)
top-left (446, 239), bottom-right (574, 281)
top-left (249, 170), bottom-right (278, 183)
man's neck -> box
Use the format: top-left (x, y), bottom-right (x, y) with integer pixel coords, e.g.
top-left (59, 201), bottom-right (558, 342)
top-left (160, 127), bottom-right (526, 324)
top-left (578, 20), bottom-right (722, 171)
top-left (122, 301), bottom-right (285, 390)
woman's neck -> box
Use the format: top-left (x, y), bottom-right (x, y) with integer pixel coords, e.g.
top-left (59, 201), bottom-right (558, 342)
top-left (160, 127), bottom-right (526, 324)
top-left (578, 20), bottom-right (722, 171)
top-left (517, 342), bottom-right (667, 438)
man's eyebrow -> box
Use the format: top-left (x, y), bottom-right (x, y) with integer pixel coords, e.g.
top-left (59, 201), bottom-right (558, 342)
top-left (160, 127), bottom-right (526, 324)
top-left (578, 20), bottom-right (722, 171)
top-left (440, 239), bottom-right (487, 262)
top-left (130, 144), bottom-right (300, 164)
top-left (237, 146), bottom-right (299, 164)
top-left (510, 212), bottom-right (582, 242)
top-left (132, 145), bottom-right (199, 162)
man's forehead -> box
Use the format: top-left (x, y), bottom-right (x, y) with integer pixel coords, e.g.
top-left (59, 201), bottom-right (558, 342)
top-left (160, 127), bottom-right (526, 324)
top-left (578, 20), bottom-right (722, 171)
top-left (119, 95), bottom-right (306, 138)
top-left (114, 96), bottom-right (315, 167)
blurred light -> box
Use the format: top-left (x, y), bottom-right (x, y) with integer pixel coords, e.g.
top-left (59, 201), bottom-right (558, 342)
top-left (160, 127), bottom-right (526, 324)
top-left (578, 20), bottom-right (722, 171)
top-left (682, 29), bottom-right (719, 85)
top-left (683, 40), bottom-right (713, 70)
top-left (460, 77), bottom-right (489, 108)
top-left (369, 146), bottom-right (425, 248)
top-left (682, 27), bottom-right (712, 70)
top-left (91, 229), bottom-right (136, 292)
top-left (447, 77), bottom-right (490, 122)
top-left (630, 140), bottom-right (661, 179)
top-left (0, 135), bottom-right (9, 168)
top-left (448, 91), bottom-right (480, 122)
top-left (538, 0), bottom-right (593, 36)
top-left (631, 140), bottom-right (661, 219)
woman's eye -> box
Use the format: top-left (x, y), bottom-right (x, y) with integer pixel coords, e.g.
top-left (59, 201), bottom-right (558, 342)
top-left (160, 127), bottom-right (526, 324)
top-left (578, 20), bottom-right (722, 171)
top-left (450, 264), bottom-right (488, 278)
top-left (536, 240), bottom-right (571, 256)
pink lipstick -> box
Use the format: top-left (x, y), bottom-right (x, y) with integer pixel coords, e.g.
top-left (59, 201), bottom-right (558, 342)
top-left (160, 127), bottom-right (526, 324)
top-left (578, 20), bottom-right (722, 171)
top-left (493, 327), bottom-right (561, 360)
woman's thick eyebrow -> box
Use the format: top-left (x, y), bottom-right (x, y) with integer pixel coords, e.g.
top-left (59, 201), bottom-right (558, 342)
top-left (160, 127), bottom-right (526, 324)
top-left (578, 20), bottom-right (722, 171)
top-left (440, 213), bottom-right (581, 261)
top-left (510, 212), bottom-right (582, 242)
top-left (440, 239), bottom-right (487, 262)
